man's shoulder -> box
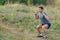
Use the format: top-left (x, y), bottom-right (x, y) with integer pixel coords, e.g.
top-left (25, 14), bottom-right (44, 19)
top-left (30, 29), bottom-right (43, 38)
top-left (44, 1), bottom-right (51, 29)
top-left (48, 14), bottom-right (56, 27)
top-left (43, 12), bottom-right (46, 14)
top-left (43, 12), bottom-right (47, 16)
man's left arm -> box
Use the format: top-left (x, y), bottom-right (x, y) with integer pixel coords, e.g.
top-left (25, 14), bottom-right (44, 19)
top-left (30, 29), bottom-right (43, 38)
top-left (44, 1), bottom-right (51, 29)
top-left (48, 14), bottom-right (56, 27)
top-left (43, 13), bottom-right (49, 20)
top-left (44, 15), bottom-right (49, 20)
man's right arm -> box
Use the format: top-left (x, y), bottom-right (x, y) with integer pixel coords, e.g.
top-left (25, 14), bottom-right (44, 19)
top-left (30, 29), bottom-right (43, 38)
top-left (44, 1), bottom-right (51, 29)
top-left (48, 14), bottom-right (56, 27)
top-left (35, 14), bottom-right (39, 19)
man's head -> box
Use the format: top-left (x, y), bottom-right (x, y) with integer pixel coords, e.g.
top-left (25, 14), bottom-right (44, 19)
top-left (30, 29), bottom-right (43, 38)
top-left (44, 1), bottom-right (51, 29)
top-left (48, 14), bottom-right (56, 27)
top-left (39, 6), bottom-right (44, 13)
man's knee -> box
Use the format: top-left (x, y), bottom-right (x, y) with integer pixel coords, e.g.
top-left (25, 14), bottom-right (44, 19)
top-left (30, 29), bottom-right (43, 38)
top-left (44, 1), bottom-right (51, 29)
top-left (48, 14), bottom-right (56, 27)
top-left (36, 24), bottom-right (42, 29)
top-left (42, 24), bottom-right (48, 29)
top-left (36, 26), bottom-right (39, 29)
top-left (42, 26), bottom-right (46, 29)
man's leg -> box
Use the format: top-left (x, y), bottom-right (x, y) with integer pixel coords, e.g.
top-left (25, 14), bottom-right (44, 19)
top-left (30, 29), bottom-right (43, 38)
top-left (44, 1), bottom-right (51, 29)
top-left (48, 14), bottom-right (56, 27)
top-left (36, 24), bottom-right (42, 33)
top-left (36, 24), bottom-right (43, 37)
top-left (42, 24), bottom-right (48, 38)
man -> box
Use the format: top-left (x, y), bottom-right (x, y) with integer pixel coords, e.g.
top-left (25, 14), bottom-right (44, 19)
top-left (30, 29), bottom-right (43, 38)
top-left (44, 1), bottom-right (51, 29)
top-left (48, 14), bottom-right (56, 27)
top-left (35, 7), bottom-right (51, 38)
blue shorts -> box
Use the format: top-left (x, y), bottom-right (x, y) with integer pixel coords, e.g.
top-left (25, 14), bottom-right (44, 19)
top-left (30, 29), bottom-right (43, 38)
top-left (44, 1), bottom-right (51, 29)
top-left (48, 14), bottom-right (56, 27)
top-left (42, 23), bottom-right (51, 29)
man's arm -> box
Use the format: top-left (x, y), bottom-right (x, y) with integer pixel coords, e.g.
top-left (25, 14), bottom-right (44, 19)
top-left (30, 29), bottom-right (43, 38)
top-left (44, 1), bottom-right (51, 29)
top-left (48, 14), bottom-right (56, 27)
top-left (43, 12), bottom-right (49, 20)
top-left (35, 14), bottom-right (39, 19)
top-left (44, 14), bottom-right (49, 20)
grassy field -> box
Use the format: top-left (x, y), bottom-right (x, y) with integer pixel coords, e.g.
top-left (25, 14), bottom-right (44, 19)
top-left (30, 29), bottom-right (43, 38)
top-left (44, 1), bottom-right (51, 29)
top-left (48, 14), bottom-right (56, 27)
top-left (0, 4), bottom-right (60, 40)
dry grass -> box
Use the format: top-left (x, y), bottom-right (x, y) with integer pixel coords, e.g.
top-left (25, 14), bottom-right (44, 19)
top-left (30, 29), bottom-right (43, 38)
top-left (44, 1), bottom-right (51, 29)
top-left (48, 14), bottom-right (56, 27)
top-left (0, 4), bottom-right (60, 40)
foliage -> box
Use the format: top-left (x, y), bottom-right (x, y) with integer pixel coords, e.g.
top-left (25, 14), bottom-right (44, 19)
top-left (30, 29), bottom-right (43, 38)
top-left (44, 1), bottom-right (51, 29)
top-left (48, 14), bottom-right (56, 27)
top-left (0, 4), bottom-right (60, 40)
top-left (0, 0), bottom-right (46, 5)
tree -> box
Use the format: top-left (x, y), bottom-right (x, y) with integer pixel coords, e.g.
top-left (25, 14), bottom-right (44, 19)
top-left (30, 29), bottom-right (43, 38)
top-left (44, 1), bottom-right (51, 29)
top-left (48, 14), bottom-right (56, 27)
top-left (46, 0), bottom-right (51, 5)
top-left (8, 0), bottom-right (9, 4)
top-left (46, 0), bottom-right (55, 5)
top-left (27, 0), bottom-right (30, 6)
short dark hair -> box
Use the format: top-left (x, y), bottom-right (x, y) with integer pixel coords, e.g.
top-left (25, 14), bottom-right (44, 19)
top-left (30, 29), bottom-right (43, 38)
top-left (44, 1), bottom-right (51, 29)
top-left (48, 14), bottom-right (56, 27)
top-left (39, 6), bottom-right (44, 9)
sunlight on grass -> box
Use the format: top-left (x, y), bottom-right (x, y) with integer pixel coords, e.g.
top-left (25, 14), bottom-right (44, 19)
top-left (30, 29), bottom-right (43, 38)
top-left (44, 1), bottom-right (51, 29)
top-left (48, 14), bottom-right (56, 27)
top-left (0, 4), bottom-right (60, 40)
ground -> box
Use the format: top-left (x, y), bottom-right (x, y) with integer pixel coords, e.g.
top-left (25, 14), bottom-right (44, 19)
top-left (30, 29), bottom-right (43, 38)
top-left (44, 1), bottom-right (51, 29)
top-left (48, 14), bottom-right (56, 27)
top-left (0, 4), bottom-right (60, 40)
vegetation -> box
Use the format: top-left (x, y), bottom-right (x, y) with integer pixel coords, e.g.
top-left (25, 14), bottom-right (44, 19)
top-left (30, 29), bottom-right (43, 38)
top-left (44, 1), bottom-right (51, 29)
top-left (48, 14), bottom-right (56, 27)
top-left (0, 4), bottom-right (60, 40)
top-left (0, 0), bottom-right (56, 5)
top-left (0, 0), bottom-right (60, 40)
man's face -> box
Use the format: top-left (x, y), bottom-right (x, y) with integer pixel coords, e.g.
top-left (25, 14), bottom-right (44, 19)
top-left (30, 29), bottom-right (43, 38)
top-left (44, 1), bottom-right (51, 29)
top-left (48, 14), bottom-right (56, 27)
top-left (39, 8), bottom-right (43, 13)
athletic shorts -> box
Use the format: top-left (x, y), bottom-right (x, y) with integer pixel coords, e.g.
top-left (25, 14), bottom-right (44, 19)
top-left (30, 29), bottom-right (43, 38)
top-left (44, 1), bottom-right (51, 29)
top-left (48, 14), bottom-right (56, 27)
top-left (42, 23), bottom-right (51, 29)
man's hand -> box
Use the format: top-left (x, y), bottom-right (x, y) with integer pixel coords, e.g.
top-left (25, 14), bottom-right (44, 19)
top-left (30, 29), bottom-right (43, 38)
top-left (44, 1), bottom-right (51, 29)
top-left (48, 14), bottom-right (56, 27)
top-left (35, 14), bottom-right (39, 19)
top-left (43, 14), bottom-right (49, 20)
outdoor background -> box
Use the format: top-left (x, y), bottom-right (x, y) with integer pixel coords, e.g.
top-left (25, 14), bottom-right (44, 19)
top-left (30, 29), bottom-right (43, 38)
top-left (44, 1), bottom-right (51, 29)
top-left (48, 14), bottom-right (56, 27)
top-left (0, 0), bottom-right (60, 40)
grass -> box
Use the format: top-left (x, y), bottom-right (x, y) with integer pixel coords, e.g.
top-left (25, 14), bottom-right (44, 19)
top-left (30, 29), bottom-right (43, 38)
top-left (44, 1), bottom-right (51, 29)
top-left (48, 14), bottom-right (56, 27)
top-left (0, 4), bottom-right (60, 40)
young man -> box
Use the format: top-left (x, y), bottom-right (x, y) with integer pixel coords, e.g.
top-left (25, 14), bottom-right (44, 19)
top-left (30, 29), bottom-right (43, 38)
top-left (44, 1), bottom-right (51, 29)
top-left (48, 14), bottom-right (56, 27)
top-left (35, 7), bottom-right (51, 38)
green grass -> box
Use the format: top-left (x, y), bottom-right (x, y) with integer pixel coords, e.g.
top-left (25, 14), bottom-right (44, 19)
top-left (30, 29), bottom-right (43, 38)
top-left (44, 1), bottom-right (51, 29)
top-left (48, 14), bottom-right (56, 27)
top-left (0, 4), bottom-right (60, 40)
